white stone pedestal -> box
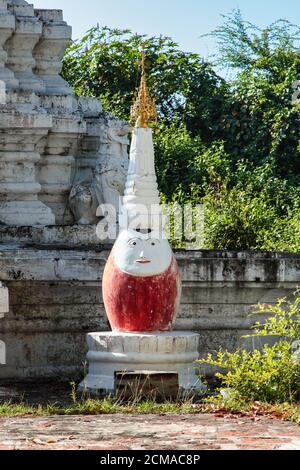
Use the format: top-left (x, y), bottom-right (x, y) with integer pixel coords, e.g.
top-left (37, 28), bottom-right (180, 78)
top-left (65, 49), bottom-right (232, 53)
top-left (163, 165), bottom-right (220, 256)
top-left (79, 331), bottom-right (204, 395)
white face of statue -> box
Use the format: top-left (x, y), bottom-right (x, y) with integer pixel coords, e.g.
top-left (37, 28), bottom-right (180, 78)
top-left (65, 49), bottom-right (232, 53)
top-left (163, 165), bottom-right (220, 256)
top-left (112, 229), bottom-right (173, 276)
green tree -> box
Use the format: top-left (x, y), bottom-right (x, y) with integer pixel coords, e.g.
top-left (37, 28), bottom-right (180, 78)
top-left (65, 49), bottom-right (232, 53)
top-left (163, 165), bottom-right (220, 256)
top-left (62, 26), bottom-right (229, 141)
top-left (208, 8), bottom-right (300, 70)
top-left (62, 14), bottom-right (300, 252)
top-left (209, 9), bottom-right (300, 177)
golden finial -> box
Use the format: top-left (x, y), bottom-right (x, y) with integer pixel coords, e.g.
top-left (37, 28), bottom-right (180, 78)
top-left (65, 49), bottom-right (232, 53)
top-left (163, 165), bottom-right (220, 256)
top-left (130, 47), bottom-right (157, 128)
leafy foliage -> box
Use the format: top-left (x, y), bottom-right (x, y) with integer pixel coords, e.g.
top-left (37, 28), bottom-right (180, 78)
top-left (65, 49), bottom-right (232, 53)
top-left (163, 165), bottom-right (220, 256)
top-left (201, 343), bottom-right (300, 403)
top-left (62, 12), bottom-right (300, 252)
top-left (62, 26), bottom-right (228, 140)
top-left (207, 9), bottom-right (300, 70)
top-left (154, 124), bottom-right (231, 199)
top-left (202, 162), bottom-right (300, 250)
top-left (205, 9), bottom-right (300, 177)
top-left (200, 292), bottom-right (300, 403)
top-left (250, 291), bottom-right (300, 342)
top-left (155, 127), bottom-right (300, 250)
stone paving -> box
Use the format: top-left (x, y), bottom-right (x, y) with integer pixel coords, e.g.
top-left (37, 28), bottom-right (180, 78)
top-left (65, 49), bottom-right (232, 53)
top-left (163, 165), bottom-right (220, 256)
top-left (0, 414), bottom-right (300, 450)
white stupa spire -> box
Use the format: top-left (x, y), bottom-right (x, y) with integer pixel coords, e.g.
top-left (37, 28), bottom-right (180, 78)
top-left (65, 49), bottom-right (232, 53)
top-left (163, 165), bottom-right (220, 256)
top-left (123, 127), bottom-right (160, 208)
top-left (120, 49), bottom-right (163, 232)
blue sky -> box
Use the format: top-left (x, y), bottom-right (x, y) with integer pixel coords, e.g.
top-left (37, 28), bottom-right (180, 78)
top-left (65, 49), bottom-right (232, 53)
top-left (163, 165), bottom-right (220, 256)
top-left (33, 0), bottom-right (300, 60)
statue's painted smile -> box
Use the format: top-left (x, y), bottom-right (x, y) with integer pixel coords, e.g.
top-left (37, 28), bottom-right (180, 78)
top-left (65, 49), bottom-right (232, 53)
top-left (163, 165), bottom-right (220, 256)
top-left (135, 258), bottom-right (151, 264)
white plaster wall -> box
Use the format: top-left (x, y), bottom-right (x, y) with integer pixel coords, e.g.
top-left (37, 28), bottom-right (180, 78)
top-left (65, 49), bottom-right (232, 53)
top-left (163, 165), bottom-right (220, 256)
top-left (0, 248), bottom-right (299, 379)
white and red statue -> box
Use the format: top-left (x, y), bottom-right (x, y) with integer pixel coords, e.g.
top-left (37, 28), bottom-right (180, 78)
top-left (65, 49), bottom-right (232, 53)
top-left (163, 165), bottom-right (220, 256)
top-left (79, 51), bottom-right (201, 395)
top-left (102, 52), bottom-right (181, 333)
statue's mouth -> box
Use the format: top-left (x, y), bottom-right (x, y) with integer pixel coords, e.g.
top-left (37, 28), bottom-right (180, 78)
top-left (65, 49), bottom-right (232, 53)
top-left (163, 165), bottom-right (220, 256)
top-left (135, 258), bottom-right (151, 264)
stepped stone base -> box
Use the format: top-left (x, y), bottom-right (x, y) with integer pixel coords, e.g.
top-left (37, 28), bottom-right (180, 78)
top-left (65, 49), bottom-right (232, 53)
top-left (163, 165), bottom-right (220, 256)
top-left (78, 331), bottom-right (205, 395)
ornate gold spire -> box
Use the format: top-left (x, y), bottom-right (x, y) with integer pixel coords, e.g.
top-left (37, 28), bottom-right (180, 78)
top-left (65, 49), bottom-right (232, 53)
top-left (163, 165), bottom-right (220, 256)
top-left (130, 47), bottom-right (157, 128)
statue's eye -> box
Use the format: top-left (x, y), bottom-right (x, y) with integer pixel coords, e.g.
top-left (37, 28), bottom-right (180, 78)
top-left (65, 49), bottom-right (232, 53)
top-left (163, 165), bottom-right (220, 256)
top-left (128, 239), bottom-right (138, 247)
top-left (151, 242), bottom-right (155, 246)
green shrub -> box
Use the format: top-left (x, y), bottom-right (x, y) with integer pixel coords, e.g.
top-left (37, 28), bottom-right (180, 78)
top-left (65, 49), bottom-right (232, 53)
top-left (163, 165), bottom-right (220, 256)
top-left (259, 212), bottom-right (300, 252)
top-left (199, 291), bottom-right (300, 403)
top-left (154, 124), bottom-right (299, 251)
top-left (201, 343), bottom-right (300, 403)
top-left (202, 185), bottom-right (279, 250)
top-left (250, 290), bottom-right (300, 342)
top-left (154, 124), bottom-right (232, 199)
top-left (202, 185), bottom-right (300, 252)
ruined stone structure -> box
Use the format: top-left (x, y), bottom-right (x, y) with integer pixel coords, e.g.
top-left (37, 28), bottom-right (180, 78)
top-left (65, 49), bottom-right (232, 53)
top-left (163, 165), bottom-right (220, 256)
top-left (0, 1), bottom-right (299, 382)
top-left (0, 0), bottom-right (131, 379)
top-left (0, 0), bottom-right (129, 228)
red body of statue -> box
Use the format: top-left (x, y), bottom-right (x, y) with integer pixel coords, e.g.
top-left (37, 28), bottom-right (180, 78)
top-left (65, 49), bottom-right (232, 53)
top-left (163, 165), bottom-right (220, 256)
top-left (102, 255), bottom-right (181, 332)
